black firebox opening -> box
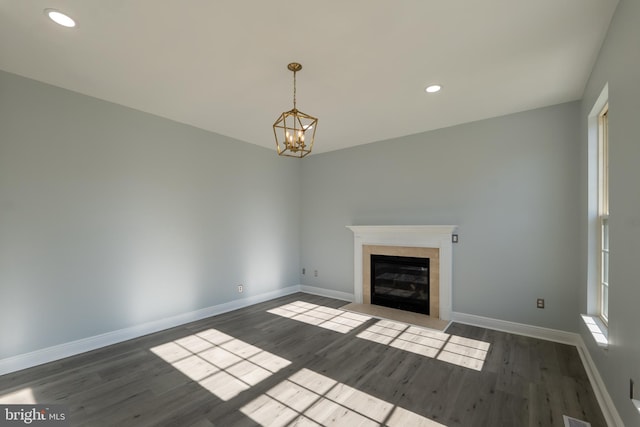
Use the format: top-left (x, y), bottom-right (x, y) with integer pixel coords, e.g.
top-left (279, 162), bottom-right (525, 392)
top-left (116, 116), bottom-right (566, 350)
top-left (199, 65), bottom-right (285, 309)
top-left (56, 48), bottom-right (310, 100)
top-left (371, 254), bottom-right (429, 315)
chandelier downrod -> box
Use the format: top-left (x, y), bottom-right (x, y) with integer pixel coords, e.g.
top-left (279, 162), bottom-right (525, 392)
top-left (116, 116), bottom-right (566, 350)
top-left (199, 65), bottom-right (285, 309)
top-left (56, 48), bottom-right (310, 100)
top-left (288, 62), bottom-right (302, 110)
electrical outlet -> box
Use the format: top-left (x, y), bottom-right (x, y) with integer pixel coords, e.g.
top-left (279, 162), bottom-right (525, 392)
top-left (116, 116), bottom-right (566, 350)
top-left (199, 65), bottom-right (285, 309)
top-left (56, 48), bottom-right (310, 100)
top-left (302, 268), bottom-right (306, 275)
top-left (452, 234), bottom-right (459, 243)
top-left (314, 270), bottom-right (318, 277)
top-left (536, 298), bottom-right (545, 309)
top-left (238, 284), bottom-right (243, 293)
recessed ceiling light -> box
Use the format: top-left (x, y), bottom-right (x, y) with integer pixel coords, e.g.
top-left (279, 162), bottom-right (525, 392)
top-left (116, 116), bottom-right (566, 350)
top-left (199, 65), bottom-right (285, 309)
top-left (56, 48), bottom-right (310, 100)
top-left (425, 84), bottom-right (442, 93)
top-left (45, 9), bottom-right (76, 28)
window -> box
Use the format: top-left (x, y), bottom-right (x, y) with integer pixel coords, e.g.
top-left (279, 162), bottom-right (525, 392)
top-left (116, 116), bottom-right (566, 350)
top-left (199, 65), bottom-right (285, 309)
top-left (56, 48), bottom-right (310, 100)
top-left (598, 104), bottom-right (609, 323)
top-left (583, 85), bottom-right (609, 346)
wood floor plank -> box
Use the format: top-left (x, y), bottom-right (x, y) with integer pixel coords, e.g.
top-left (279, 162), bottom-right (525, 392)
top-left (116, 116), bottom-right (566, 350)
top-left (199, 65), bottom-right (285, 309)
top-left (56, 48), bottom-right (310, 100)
top-left (0, 293), bottom-right (607, 427)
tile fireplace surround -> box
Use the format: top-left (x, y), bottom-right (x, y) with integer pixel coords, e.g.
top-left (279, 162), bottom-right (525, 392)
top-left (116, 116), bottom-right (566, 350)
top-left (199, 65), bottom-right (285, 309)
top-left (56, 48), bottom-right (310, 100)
top-left (346, 225), bottom-right (457, 321)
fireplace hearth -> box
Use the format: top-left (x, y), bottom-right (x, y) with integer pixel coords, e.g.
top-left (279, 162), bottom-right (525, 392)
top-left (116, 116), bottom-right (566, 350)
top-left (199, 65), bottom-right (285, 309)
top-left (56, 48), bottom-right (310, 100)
top-left (371, 255), bottom-right (429, 315)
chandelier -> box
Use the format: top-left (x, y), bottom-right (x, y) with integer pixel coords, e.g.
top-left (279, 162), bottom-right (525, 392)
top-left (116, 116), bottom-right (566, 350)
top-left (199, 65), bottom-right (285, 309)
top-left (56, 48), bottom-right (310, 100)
top-left (273, 62), bottom-right (318, 158)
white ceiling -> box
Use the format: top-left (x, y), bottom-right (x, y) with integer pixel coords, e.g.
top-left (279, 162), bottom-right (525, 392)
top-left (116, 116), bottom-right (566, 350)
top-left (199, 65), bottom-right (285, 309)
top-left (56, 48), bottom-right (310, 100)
top-left (0, 1), bottom-right (618, 154)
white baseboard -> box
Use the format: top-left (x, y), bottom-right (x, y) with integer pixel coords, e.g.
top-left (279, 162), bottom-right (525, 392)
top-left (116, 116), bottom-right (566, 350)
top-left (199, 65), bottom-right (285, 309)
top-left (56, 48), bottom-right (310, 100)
top-left (299, 285), bottom-right (354, 302)
top-left (451, 311), bottom-right (580, 345)
top-left (451, 311), bottom-right (622, 427)
top-left (0, 285), bottom-right (300, 376)
top-left (575, 335), bottom-right (624, 427)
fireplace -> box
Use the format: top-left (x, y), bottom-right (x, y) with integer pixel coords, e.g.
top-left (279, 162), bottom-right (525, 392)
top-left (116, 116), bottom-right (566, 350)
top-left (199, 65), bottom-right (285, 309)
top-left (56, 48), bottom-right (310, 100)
top-left (346, 225), bottom-right (457, 321)
top-left (371, 255), bottom-right (429, 315)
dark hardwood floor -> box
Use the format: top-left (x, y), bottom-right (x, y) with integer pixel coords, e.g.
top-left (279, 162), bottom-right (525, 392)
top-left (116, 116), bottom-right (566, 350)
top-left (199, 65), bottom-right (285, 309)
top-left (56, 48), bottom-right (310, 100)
top-left (0, 293), bottom-right (606, 426)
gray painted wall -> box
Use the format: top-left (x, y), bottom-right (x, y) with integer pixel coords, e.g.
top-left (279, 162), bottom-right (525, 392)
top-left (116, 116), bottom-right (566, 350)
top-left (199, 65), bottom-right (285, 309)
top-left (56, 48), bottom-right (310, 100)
top-left (0, 70), bottom-right (301, 359)
top-left (579, 0), bottom-right (640, 424)
top-left (300, 102), bottom-right (582, 332)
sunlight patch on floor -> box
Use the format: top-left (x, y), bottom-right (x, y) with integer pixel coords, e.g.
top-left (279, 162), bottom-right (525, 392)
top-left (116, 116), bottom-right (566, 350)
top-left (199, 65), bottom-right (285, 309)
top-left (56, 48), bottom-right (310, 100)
top-left (267, 301), bottom-right (371, 334)
top-left (0, 387), bottom-right (36, 404)
top-left (150, 328), bottom-right (290, 401)
top-left (357, 319), bottom-right (490, 371)
top-left (241, 368), bottom-right (447, 427)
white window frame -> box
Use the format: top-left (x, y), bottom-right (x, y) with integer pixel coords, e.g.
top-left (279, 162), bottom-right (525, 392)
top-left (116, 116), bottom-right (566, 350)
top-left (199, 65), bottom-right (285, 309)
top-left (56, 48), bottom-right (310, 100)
top-left (598, 104), bottom-right (609, 324)
top-left (583, 84), bottom-right (609, 347)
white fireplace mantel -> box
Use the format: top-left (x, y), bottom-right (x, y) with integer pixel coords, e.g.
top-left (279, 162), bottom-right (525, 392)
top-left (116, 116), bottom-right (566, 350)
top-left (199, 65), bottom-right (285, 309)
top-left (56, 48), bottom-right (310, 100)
top-left (346, 225), bottom-right (457, 321)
